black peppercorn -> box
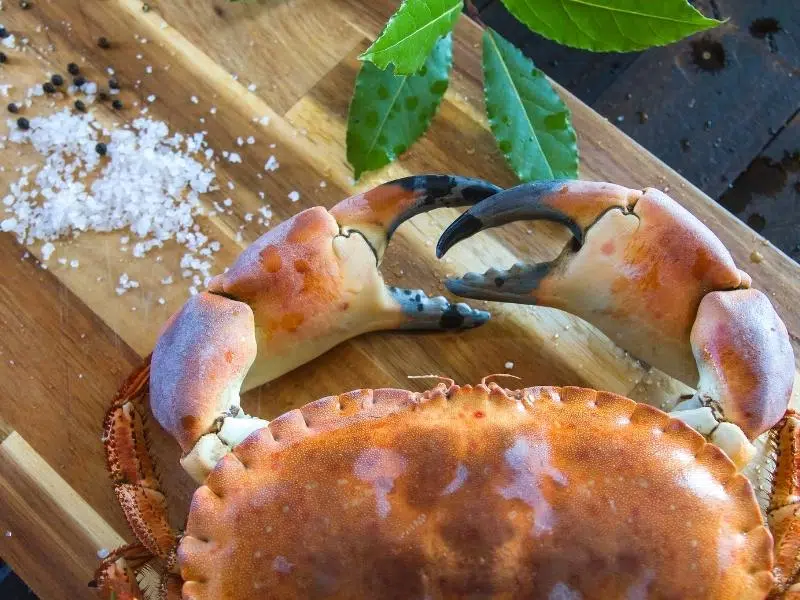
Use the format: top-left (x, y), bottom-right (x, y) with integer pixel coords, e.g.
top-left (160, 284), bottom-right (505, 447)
top-left (111, 99), bottom-right (124, 110)
top-left (17, 117), bottom-right (30, 130)
top-left (0, 27), bottom-right (9, 39)
top-left (108, 78), bottom-right (120, 90)
top-left (67, 62), bottom-right (80, 76)
top-left (97, 37), bottom-right (111, 49)
top-left (95, 142), bottom-right (107, 156)
top-left (50, 74), bottom-right (64, 86)
top-left (7, 102), bottom-right (19, 114)
top-left (73, 75), bottom-right (86, 87)
top-left (0, 52), bottom-right (7, 64)
top-left (43, 82), bottom-right (56, 94)
top-left (74, 99), bottom-right (87, 112)
top-left (98, 91), bottom-right (110, 102)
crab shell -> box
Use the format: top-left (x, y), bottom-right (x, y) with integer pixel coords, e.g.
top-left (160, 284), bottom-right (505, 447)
top-left (178, 382), bottom-right (772, 599)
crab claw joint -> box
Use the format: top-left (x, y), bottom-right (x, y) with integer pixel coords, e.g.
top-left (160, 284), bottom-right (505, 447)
top-left (150, 176), bottom-right (499, 481)
top-left (438, 180), bottom-right (795, 444)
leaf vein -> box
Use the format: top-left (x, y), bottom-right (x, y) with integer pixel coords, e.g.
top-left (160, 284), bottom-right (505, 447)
top-left (562, 0), bottom-right (711, 26)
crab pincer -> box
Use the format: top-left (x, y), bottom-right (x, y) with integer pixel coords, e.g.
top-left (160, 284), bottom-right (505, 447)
top-left (437, 181), bottom-right (794, 441)
top-left (146, 175), bottom-right (498, 478)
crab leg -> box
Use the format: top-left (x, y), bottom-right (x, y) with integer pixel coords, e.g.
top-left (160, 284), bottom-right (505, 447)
top-left (91, 542), bottom-right (151, 600)
top-left (96, 358), bottom-right (179, 597)
top-left (437, 180), bottom-right (794, 442)
top-left (769, 411), bottom-right (800, 596)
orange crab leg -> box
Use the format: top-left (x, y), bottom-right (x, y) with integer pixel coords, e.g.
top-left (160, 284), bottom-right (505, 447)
top-left (90, 543), bottom-right (150, 600)
top-left (769, 411), bottom-right (800, 596)
top-left (104, 357), bottom-right (177, 558)
top-left (97, 359), bottom-right (179, 597)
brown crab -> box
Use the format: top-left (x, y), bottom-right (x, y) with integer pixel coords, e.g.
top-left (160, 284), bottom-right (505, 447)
top-left (93, 179), bottom-right (799, 599)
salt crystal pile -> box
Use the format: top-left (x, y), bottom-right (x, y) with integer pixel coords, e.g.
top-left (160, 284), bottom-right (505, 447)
top-left (2, 110), bottom-right (220, 290)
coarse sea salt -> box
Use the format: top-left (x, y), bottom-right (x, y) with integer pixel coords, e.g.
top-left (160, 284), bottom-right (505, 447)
top-left (1, 109), bottom-right (220, 289)
top-left (264, 155), bottom-right (279, 172)
top-left (115, 272), bottom-right (139, 296)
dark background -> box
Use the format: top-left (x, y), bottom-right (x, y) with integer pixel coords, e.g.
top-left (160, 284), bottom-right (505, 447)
top-left (474, 0), bottom-right (799, 262)
top-left (1, 0), bottom-right (798, 597)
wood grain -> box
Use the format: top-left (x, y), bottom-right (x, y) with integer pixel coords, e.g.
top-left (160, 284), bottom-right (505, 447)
top-left (0, 433), bottom-right (125, 600)
top-left (0, 0), bottom-right (798, 597)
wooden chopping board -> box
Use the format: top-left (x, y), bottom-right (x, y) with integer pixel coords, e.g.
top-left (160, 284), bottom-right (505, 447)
top-left (0, 1), bottom-right (798, 597)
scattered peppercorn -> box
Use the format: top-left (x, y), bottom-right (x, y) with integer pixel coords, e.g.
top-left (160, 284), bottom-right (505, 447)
top-left (0, 27), bottom-right (9, 39)
top-left (0, 52), bottom-right (7, 64)
top-left (108, 78), bottom-right (120, 90)
top-left (74, 99), bottom-right (87, 112)
top-left (43, 81), bottom-right (56, 94)
top-left (112, 99), bottom-right (123, 110)
top-left (19, 0), bottom-right (32, 8)
top-left (7, 102), bottom-right (19, 114)
top-left (97, 37), bottom-right (111, 49)
top-left (98, 91), bottom-right (110, 102)
top-left (73, 75), bottom-right (86, 87)
top-left (95, 142), bottom-right (107, 156)
top-left (17, 117), bottom-right (30, 130)
top-left (50, 74), bottom-right (64, 86)
top-left (67, 62), bottom-right (80, 76)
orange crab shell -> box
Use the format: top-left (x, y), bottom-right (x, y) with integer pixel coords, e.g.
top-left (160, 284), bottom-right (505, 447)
top-left (178, 383), bottom-right (772, 599)
top-left (150, 292), bottom-right (257, 452)
top-left (691, 288), bottom-right (795, 440)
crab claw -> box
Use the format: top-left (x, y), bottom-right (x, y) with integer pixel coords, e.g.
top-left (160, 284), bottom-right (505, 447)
top-left (150, 176), bottom-right (498, 479)
top-left (438, 180), bottom-right (795, 444)
top-left (331, 174), bottom-right (502, 261)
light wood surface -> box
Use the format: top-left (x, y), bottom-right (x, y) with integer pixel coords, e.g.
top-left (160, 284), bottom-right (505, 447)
top-left (0, 1), bottom-right (798, 597)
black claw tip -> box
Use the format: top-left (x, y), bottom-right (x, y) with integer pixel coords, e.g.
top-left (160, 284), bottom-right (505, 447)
top-left (438, 304), bottom-right (491, 329)
top-left (384, 175), bottom-right (502, 241)
top-left (436, 213), bottom-right (483, 258)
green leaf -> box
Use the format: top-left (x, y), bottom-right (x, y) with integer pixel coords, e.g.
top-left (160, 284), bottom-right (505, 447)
top-left (347, 34), bottom-right (453, 179)
top-left (483, 28), bottom-right (578, 182)
top-left (500, 0), bottom-right (721, 52)
top-left (360, 0), bottom-right (462, 75)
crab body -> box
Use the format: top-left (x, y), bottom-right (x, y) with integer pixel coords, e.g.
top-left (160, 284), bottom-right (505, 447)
top-left (94, 178), bottom-right (800, 599)
top-left (178, 382), bottom-right (774, 599)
